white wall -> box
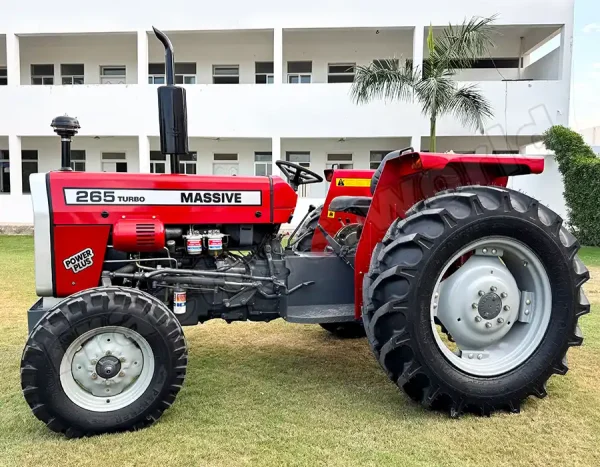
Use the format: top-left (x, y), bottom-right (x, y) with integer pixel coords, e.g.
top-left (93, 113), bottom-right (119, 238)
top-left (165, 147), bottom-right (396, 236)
top-left (523, 48), bottom-right (560, 80)
top-left (0, 0), bottom-right (574, 33)
top-left (20, 136), bottom-right (140, 173)
top-left (149, 137), bottom-right (271, 175)
top-left (421, 135), bottom-right (537, 153)
top-left (19, 34), bottom-right (138, 85)
top-left (147, 30), bottom-right (273, 85)
top-left (283, 28), bottom-right (413, 83)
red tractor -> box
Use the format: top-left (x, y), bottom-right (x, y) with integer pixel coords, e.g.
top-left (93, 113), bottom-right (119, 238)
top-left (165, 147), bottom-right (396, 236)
top-left (21, 29), bottom-right (589, 437)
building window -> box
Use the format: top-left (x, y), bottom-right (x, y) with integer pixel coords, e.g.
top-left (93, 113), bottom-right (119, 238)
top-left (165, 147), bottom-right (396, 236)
top-left (70, 150), bottom-right (86, 171)
top-left (100, 66), bottom-right (126, 84)
top-left (0, 68), bottom-right (7, 86)
top-left (31, 64), bottom-right (54, 85)
top-left (327, 63), bottom-right (355, 83)
top-left (213, 154), bottom-right (239, 175)
top-left (61, 64), bottom-right (84, 85)
top-left (22, 150), bottom-right (38, 194)
top-left (179, 153), bottom-right (198, 174)
top-left (326, 153), bottom-right (353, 169)
top-left (213, 65), bottom-right (239, 84)
top-left (286, 151), bottom-right (311, 196)
top-left (150, 151), bottom-right (166, 174)
top-left (287, 61), bottom-right (312, 83)
top-left (369, 150), bottom-right (392, 170)
top-left (0, 150), bottom-right (9, 193)
top-left (254, 152), bottom-right (272, 176)
top-left (149, 63), bottom-right (197, 84)
top-left (255, 62), bottom-right (274, 84)
top-left (101, 152), bottom-right (127, 172)
top-left (373, 59), bottom-right (400, 70)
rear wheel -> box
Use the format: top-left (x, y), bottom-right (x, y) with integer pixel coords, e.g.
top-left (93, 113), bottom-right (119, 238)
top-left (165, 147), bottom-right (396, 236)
top-left (21, 287), bottom-right (187, 437)
top-left (363, 186), bottom-right (590, 416)
top-left (292, 205), bottom-right (323, 252)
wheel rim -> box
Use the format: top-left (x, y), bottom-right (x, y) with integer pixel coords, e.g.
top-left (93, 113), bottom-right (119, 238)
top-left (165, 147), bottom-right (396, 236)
top-left (430, 236), bottom-right (552, 377)
top-left (59, 326), bottom-right (155, 412)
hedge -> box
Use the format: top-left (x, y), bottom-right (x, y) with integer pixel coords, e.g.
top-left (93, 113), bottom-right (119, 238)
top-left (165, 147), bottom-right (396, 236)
top-left (543, 125), bottom-right (600, 246)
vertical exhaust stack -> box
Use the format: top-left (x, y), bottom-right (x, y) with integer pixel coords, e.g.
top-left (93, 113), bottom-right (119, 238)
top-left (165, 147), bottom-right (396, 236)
top-left (51, 115), bottom-right (80, 171)
top-left (153, 27), bottom-right (189, 174)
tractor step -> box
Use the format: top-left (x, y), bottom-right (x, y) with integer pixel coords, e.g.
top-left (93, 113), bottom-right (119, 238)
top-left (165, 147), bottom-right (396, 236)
top-left (284, 304), bottom-right (356, 324)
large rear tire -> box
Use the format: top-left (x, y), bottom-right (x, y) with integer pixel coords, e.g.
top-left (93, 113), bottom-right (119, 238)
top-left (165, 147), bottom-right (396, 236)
top-left (21, 287), bottom-right (187, 437)
top-left (293, 205), bottom-right (323, 252)
top-left (363, 186), bottom-right (590, 416)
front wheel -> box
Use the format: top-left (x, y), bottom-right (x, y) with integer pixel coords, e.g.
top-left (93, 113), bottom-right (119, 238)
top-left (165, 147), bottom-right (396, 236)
top-left (363, 186), bottom-right (590, 416)
top-left (21, 287), bottom-right (187, 437)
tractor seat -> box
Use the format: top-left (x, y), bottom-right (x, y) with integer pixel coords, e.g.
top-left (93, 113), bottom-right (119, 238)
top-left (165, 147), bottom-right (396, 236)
top-left (329, 196), bottom-right (372, 217)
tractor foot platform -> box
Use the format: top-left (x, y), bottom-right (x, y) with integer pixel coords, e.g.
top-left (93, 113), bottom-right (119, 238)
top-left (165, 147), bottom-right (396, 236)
top-left (284, 304), bottom-right (355, 324)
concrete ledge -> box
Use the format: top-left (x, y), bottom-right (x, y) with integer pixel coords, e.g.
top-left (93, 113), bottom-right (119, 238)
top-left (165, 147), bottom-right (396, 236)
top-left (0, 224), bottom-right (34, 235)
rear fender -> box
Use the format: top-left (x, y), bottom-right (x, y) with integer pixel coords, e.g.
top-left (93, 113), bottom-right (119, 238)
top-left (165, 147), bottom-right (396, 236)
top-left (310, 169), bottom-right (374, 250)
top-left (353, 151), bottom-right (544, 318)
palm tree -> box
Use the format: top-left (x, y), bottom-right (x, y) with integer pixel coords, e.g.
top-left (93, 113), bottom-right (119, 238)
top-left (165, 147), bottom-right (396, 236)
top-left (351, 17), bottom-right (497, 152)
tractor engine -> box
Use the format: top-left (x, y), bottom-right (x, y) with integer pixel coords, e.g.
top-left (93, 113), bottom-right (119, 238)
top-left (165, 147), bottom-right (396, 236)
top-left (106, 222), bottom-right (289, 325)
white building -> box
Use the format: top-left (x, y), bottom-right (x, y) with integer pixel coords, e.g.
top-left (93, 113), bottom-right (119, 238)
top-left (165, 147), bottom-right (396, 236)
top-left (0, 0), bottom-right (574, 225)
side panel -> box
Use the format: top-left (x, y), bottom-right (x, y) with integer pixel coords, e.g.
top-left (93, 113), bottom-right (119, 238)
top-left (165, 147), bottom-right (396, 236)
top-left (30, 174), bottom-right (53, 296)
top-left (353, 152), bottom-right (544, 317)
top-left (53, 225), bottom-right (111, 297)
top-left (311, 169), bottom-right (375, 250)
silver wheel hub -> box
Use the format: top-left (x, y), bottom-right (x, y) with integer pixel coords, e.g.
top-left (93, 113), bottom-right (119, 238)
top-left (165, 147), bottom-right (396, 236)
top-left (436, 255), bottom-right (520, 350)
top-left (61, 326), bottom-right (154, 411)
top-left (431, 237), bottom-right (552, 376)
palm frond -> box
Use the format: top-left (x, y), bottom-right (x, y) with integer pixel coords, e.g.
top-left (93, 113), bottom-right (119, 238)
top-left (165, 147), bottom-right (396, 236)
top-left (350, 58), bottom-right (418, 104)
top-left (443, 84), bottom-right (493, 133)
top-left (432, 15), bottom-right (497, 71)
top-left (413, 69), bottom-right (456, 118)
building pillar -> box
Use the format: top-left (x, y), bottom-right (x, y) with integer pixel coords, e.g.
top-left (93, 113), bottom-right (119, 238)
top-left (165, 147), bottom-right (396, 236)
top-left (412, 26), bottom-right (424, 76)
top-left (558, 23), bottom-right (573, 124)
top-left (411, 135), bottom-right (422, 152)
top-left (9, 135), bottom-right (22, 195)
top-left (274, 28), bottom-right (283, 84)
top-left (6, 33), bottom-right (21, 86)
top-left (137, 30), bottom-right (149, 85)
top-left (271, 136), bottom-right (281, 175)
top-left (138, 135), bottom-right (150, 173)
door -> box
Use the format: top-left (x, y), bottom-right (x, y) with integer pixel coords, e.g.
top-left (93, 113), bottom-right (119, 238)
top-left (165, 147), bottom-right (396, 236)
top-left (213, 163), bottom-right (239, 176)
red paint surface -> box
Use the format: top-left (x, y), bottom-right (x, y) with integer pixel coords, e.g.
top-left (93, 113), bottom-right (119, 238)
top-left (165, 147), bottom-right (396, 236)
top-left (310, 169), bottom-right (375, 250)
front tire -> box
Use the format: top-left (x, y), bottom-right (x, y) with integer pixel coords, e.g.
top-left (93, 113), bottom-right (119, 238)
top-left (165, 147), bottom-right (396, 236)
top-left (21, 287), bottom-right (187, 437)
top-left (363, 186), bottom-right (590, 416)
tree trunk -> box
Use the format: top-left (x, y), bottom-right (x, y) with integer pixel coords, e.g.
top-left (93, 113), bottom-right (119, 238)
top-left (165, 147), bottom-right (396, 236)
top-left (430, 117), bottom-right (437, 153)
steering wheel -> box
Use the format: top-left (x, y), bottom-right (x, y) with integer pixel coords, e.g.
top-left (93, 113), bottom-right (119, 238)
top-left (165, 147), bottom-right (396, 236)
top-left (275, 160), bottom-right (323, 191)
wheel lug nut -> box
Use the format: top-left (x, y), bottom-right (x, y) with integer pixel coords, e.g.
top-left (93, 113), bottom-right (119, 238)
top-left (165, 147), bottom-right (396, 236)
top-left (524, 309), bottom-right (530, 315)
top-left (503, 305), bottom-right (510, 311)
top-left (523, 261), bottom-right (528, 267)
top-left (91, 373), bottom-right (97, 380)
top-left (490, 286), bottom-right (497, 292)
top-left (497, 317), bottom-right (504, 324)
top-left (433, 303), bottom-right (438, 309)
top-left (472, 303), bottom-right (478, 309)
top-left (482, 248), bottom-right (488, 254)
top-left (478, 290), bottom-right (485, 297)
top-left (468, 353), bottom-right (474, 359)
top-left (477, 354), bottom-right (483, 360)
top-left (501, 292), bottom-right (508, 299)
top-left (120, 357), bottom-right (126, 362)
top-left (105, 350), bottom-right (112, 356)
top-left (105, 380), bottom-right (110, 385)
top-left (434, 293), bottom-right (439, 299)
top-left (526, 299), bottom-right (531, 305)
top-left (118, 371), bottom-right (125, 377)
top-left (91, 359), bottom-right (97, 365)
top-left (485, 322), bottom-right (492, 328)
top-left (491, 249), bottom-right (497, 255)
top-left (475, 316), bottom-right (482, 322)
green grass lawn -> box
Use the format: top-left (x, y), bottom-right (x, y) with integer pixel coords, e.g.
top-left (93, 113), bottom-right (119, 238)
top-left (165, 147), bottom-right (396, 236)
top-left (0, 235), bottom-right (599, 467)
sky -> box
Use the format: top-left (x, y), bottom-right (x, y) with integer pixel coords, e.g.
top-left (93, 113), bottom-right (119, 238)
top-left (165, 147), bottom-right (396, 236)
top-left (571, 0), bottom-right (600, 130)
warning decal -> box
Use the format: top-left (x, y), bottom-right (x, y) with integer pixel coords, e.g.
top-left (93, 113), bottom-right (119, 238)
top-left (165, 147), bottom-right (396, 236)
top-left (336, 178), bottom-right (371, 187)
